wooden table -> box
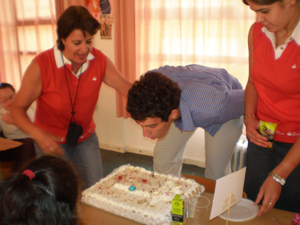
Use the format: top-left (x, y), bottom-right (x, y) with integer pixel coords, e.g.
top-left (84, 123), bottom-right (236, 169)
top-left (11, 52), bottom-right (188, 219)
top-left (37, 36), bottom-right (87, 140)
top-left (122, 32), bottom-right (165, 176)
top-left (0, 137), bottom-right (22, 151)
top-left (80, 192), bottom-right (295, 225)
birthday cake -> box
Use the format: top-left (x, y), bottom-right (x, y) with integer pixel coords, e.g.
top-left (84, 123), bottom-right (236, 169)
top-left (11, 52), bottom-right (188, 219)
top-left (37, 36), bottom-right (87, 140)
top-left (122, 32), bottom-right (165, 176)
top-left (81, 164), bottom-right (205, 225)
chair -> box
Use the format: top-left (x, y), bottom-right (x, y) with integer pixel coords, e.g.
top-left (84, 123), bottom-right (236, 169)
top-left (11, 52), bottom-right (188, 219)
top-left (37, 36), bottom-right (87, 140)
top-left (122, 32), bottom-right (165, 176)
top-left (231, 135), bottom-right (248, 172)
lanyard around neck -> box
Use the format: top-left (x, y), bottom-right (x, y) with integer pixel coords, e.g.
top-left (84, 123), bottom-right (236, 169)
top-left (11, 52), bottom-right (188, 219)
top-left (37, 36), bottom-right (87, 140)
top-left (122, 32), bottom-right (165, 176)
top-left (61, 52), bottom-right (83, 122)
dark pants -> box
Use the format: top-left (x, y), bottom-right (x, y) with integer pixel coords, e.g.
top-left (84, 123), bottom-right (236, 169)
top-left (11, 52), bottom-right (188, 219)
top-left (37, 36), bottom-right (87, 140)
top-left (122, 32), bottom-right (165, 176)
top-left (244, 140), bottom-right (300, 213)
top-left (0, 138), bottom-right (36, 172)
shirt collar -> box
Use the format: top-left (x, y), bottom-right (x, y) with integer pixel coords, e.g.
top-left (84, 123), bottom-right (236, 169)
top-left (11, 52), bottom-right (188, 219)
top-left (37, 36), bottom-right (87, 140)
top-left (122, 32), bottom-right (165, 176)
top-left (53, 45), bottom-right (95, 77)
top-left (262, 19), bottom-right (300, 46)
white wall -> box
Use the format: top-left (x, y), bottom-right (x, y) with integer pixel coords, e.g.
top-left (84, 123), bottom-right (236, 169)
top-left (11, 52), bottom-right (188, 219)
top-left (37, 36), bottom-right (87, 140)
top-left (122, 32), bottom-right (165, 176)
top-left (92, 30), bottom-right (207, 168)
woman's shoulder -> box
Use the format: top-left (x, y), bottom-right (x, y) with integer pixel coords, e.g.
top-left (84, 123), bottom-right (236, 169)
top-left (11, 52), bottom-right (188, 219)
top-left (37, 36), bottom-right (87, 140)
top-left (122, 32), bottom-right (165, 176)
top-left (250, 22), bottom-right (266, 47)
top-left (251, 22), bottom-right (264, 36)
top-left (34, 47), bottom-right (55, 63)
top-left (252, 22), bottom-right (263, 29)
top-left (90, 47), bottom-right (106, 59)
top-left (89, 48), bottom-right (107, 70)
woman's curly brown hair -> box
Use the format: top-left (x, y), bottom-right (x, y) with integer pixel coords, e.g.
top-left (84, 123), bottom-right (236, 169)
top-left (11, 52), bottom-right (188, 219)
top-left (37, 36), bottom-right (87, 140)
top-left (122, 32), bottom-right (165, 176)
top-left (127, 71), bottom-right (181, 122)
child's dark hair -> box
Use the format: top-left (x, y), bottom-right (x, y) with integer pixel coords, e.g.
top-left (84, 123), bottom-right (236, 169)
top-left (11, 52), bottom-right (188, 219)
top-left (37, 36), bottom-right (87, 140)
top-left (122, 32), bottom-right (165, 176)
top-left (0, 156), bottom-right (82, 225)
top-left (0, 83), bottom-right (15, 92)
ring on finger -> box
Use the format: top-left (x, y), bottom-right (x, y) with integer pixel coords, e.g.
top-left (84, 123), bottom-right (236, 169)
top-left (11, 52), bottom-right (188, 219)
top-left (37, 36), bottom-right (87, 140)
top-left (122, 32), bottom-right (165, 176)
top-left (49, 147), bottom-right (54, 151)
top-left (268, 202), bottom-right (273, 207)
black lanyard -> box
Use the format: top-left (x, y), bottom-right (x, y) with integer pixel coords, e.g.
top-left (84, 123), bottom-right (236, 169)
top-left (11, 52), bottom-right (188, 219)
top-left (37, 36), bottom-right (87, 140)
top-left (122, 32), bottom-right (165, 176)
top-left (61, 52), bottom-right (82, 123)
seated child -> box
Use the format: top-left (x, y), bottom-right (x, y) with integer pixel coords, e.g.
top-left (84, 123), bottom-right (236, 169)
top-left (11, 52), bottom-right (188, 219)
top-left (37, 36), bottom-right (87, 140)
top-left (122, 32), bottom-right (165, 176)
top-left (0, 83), bottom-right (36, 172)
top-left (0, 155), bottom-right (81, 225)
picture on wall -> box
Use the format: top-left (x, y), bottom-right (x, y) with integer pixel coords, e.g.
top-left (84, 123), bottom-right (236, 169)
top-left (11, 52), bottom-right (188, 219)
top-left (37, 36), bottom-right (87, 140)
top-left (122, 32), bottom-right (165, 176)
top-left (85, 0), bottom-right (113, 39)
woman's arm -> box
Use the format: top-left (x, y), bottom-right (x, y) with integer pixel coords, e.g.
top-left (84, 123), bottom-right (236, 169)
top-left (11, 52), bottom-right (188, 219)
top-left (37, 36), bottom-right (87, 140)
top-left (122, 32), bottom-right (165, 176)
top-left (10, 60), bottom-right (64, 156)
top-left (102, 56), bottom-right (132, 97)
top-left (11, 60), bottom-right (42, 136)
top-left (244, 24), bottom-right (268, 148)
top-left (255, 137), bottom-right (300, 216)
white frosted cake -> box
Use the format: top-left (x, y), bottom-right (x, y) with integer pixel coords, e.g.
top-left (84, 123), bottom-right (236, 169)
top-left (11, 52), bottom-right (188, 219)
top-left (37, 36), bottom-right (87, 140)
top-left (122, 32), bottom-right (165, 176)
top-left (82, 164), bottom-right (205, 225)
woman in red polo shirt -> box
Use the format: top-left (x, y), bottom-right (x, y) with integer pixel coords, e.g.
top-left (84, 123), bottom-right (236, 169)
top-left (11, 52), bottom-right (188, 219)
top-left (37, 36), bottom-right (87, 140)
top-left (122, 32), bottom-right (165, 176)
top-left (10, 6), bottom-right (131, 190)
top-left (243, 0), bottom-right (300, 216)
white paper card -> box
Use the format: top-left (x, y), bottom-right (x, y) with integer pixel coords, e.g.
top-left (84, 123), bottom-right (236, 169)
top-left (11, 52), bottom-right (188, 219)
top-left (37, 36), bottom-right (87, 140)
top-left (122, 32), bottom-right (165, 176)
top-left (209, 167), bottom-right (246, 220)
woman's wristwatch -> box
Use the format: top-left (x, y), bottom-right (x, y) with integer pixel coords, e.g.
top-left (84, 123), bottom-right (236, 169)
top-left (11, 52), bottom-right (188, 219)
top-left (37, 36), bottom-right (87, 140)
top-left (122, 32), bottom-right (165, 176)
top-left (268, 172), bottom-right (286, 186)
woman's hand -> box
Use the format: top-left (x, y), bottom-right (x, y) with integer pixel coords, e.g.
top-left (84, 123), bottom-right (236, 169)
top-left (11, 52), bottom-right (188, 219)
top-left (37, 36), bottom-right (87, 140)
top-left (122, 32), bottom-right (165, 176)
top-left (245, 116), bottom-right (269, 148)
top-left (34, 129), bottom-right (64, 157)
top-left (254, 176), bottom-right (282, 216)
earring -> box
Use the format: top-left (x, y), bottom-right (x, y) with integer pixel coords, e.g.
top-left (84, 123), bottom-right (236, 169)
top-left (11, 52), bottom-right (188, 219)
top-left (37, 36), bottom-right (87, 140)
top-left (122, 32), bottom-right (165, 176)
top-left (290, 3), bottom-right (294, 7)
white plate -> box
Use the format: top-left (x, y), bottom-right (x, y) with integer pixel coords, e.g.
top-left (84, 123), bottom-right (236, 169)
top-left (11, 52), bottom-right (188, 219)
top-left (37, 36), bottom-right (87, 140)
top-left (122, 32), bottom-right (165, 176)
top-left (219, 198), bottom-right (259, 222)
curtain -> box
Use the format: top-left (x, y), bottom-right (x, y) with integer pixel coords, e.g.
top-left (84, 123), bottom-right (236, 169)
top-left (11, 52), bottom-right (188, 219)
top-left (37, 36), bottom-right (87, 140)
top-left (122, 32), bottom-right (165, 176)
top-left (0, 1), bottom-right (21, 86)
top-left (0, 0), bottom-right (57, 90)
top-left (114, 0), bottom-right (136, 118)
top-left (0, 0), bottom-right (86, 90)
top-left (135, 0), bottom-right (255, 87)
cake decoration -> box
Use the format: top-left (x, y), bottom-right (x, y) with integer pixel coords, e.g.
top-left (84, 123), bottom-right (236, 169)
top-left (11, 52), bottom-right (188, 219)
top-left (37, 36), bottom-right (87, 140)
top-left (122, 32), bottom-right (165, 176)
top-left (129, 185), bottom-right (136, 191)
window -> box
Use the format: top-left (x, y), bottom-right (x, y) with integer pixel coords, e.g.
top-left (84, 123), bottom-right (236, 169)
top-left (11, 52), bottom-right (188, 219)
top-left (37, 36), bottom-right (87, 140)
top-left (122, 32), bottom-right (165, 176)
top-left (0, 0), bottom-right (56, 86)
top-left (135, 0), bottom-right (255, 87)
top-left (15, 0), bottom-right (56, 75)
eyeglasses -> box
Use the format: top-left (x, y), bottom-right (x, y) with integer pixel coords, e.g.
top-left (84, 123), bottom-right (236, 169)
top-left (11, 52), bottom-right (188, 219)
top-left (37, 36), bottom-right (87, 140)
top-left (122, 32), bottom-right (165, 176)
top-left (0, 94), bottom-right (15, 104)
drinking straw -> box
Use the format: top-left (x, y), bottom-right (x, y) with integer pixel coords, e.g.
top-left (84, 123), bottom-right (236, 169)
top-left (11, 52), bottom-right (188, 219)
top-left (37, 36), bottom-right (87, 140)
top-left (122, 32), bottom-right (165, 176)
top-left (225, 193), bottom-right (233, 225)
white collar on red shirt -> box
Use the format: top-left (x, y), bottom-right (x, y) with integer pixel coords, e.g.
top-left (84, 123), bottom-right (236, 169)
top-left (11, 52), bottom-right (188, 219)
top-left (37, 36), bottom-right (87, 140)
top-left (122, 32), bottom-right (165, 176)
top-left (262, 19), bottom-right (300, 46)
top-left (262, 20), bottom-right (300, 59)
top-left (53, 45), bottom-right (95, 78)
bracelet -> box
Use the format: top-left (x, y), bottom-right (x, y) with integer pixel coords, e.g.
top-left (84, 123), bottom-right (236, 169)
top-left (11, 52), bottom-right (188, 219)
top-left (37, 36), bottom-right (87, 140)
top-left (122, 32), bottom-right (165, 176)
top-left (268, 172), bottom-right (286, 186)
top-left (244, 114), bottom-right (255, 121)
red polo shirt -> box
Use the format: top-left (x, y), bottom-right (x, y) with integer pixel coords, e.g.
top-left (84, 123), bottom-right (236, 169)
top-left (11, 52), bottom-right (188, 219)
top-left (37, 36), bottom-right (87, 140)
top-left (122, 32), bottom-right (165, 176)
top-left (34, 47), bottom-right (106, 143)
top-left (252, 23), bottom-right (300, 143)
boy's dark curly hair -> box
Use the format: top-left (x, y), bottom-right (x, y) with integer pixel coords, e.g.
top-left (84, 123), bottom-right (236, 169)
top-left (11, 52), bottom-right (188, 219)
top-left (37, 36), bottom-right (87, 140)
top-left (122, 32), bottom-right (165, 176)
top-left (127, 71), bottom-right (182, 122)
